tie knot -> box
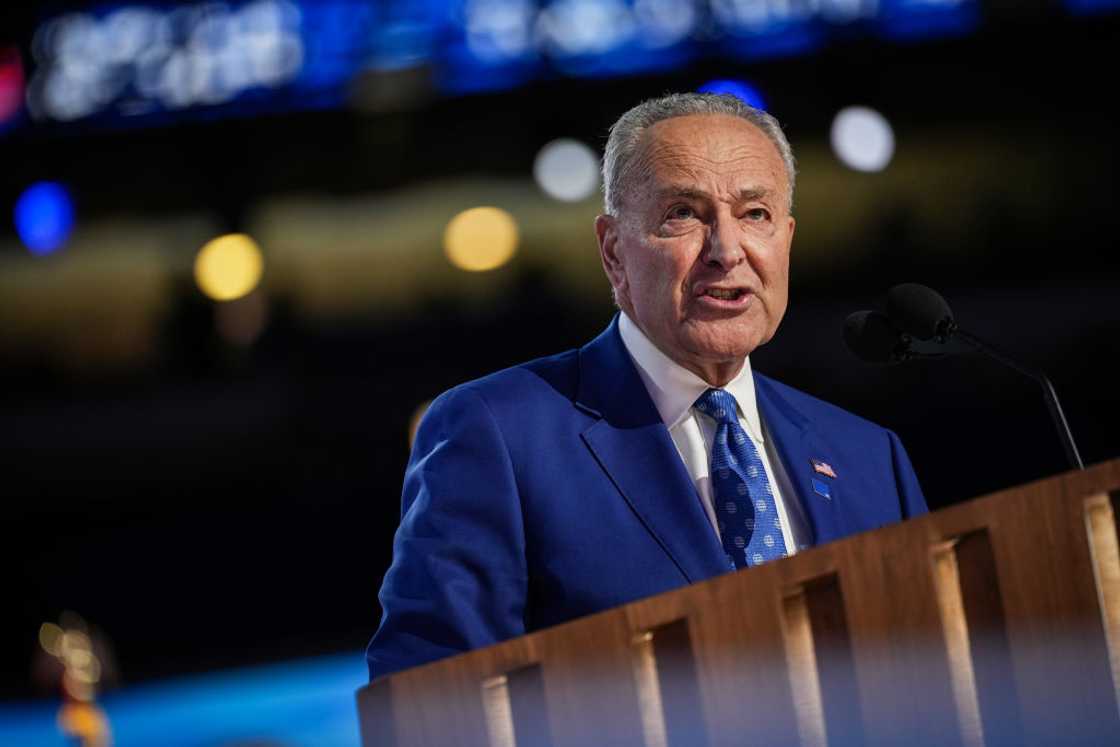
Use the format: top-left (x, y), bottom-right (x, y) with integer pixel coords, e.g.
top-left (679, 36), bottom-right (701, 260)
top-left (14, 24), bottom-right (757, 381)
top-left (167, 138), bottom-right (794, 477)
top-left (694, 388), bottom-right (739, 425)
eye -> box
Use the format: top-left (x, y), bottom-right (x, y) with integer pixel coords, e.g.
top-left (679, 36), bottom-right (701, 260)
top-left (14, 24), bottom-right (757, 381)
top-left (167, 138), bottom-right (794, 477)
top-left (666, 204), bottom-right (696, 221)
top-left (744, 207), bottom-right (770, 222)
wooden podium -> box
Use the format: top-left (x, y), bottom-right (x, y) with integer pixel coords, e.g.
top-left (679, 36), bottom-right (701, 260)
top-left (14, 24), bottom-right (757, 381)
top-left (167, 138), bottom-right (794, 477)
top-left (357, 459), bottom-right (1120, 746)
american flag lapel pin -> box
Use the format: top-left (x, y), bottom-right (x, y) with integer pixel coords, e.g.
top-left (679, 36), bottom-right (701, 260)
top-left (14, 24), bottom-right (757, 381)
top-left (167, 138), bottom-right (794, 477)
top-left (811, 458), bottom-right (837, 479)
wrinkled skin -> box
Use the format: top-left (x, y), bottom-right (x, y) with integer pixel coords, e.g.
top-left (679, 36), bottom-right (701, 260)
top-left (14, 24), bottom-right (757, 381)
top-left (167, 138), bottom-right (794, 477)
top-left (596, 113), bottom-right (796, 387)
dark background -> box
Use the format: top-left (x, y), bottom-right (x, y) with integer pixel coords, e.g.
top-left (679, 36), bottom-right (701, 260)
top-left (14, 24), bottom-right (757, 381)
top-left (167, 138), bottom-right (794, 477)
top-left (2, 0), bottom-right (1119, 701)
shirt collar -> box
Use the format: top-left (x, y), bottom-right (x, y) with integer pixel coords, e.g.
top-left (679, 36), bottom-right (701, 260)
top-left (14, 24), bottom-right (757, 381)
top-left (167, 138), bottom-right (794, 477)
top-left (617, 311), bottom-right (765, 442)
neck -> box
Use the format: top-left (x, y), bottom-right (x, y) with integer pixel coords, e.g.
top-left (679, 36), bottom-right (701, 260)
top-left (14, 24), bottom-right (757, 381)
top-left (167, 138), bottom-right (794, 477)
top-left (682, 359), bottom-right (745, 389)
top-left (617, 308), bottom-right (749, 388)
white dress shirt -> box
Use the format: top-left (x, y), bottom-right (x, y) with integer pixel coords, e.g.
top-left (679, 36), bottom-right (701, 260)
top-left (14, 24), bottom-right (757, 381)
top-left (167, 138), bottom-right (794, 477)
top-left (618, 312), bottom-right (812, 554)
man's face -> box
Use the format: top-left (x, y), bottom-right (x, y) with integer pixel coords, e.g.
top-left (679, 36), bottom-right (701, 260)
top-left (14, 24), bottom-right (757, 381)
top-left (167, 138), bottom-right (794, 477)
top-left (596, 113), bottom-right (796, 384)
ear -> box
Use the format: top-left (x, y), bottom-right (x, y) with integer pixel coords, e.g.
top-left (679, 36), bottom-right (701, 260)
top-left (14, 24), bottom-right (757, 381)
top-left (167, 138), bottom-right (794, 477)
top-left (785, 214), bottom-right (796, 251)
top-left (595, 214), bottom-right (628, 297)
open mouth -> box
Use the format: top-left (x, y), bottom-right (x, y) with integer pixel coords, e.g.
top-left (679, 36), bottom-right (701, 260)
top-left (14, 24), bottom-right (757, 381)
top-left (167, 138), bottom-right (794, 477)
top-left (704, 288), bottom-right (745, 301)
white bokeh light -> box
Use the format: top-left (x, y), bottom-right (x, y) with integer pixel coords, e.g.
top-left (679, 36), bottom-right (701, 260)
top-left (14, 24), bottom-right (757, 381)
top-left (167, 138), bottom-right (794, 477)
top-left (536, 0), bottom-right (635, 57)
top-left (830, 106), bottom-right (896, 172)
top-left (465, 0), bottom-right (535, 62)
top-left (533, 138), bottom-right (600, 202)
top-left (27, 0), bottom-right (304, 122)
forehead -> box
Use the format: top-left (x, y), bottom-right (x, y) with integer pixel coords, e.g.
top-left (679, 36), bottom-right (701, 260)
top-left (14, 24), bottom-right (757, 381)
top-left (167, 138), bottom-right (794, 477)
top-left (633, 113), bottom-right (788, 201)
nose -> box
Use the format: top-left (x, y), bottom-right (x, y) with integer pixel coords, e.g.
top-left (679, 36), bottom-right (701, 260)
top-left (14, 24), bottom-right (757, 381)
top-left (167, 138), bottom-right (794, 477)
top-left (703, 216), bottom-right (746, 271)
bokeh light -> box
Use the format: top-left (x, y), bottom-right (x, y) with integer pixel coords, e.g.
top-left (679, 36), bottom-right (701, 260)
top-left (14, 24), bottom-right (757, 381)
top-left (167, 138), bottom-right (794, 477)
top-left (57, 702), bottom-right (111, 744)
top-left (14, 182), bottom-right (75, 256)
top-left (38, 614), bottom-right (107, 704)
top-left (533, 138), bottom-right (600, 202)
top-left (39, 622), bottom-right (64, 656)
top-left (194, 233), bottom-right (265, 301)
top-left (443, 207), bottom-right (519, 272)
top-left (0, 46), bottom-right (24, 126)
top-left (27, 3), bottom-right (304, 122)
top-left (830, 106), bottom-right (896, 172)
top-left (698, 79), bottom-right (766, 110)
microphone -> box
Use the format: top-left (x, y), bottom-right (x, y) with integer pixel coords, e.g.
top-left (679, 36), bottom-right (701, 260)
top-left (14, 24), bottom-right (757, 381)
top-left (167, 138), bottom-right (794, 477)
top-left (842, 308), bottom-right (948, 364)
top-left (843, 310), bottom-right (909, 364)
top-left (886, 283), bottom-right (955, 341)
top-left (852, 282), bottom-right (1084, 471)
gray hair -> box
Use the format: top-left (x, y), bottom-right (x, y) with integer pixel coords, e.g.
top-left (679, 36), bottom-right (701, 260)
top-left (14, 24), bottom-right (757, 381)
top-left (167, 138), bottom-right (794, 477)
top-left (601, 92), bottom-right (797, 216)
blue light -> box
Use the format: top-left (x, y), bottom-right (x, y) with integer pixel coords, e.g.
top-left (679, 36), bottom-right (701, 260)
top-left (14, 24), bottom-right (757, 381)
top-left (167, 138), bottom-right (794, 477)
top-left (0, 651), bottom-right (367, 747)
top-left (878, 0), bottom-right (980, 41)
top-left (21, 1), bottom-right (996, 127)
top-left (699, 79), bottom-right (767, 110)
top-left (1066, 0), bottom-right (1120, 13)
top-left (15, 182), bottom-right (74, 256)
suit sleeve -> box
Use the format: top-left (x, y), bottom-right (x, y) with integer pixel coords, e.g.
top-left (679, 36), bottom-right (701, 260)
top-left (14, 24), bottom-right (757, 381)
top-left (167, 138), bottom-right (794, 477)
top-left (886, 429), bottom-right (928, 519)
top-left (366, 385), bottom-right (528, 681)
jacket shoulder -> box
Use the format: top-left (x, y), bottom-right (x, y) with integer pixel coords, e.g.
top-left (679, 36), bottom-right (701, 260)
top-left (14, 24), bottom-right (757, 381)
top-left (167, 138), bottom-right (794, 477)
top-left (756, 372), bottom-right (889, 436)
top-left (435, 347), bottom-right (582, 414)
top-left (755, 371), bottom-right (929, 518)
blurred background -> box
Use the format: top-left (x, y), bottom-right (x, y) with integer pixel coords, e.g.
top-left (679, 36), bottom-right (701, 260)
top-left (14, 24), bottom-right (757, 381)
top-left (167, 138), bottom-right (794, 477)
top-left (2, 0), bottom-right (1118, 744)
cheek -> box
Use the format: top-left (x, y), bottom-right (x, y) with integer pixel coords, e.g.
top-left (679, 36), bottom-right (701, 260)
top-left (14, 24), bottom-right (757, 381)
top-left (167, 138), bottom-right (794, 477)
top-left (634, 244), bottom-right (680, 293)
top-left (762, 249), bottom-right (791, 320)
top-left (653, 239), bottom-right (698, 287)
top-left (759, 241), bottom-right (791, 286)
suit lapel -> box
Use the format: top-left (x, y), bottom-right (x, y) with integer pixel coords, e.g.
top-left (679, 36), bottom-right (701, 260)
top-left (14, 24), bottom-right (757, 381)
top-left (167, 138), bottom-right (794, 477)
top-left (755, 375), bottom-right (849, 545)
top-left (576, 318), bottom-right (728, 584)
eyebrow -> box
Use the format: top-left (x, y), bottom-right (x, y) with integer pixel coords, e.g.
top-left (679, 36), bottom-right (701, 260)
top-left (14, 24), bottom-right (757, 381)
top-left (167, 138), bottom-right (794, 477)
top-left (656, 186), bottom-right (771, 203)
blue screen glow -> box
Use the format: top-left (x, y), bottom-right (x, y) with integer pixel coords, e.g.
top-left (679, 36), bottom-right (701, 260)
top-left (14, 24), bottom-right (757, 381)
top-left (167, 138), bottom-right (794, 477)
top-left (878, 0), bottom-right (980, 41)
top-left (699, 79), bottom-right (767, 110)
top-left (12, 0), bottom-right (994, 129)
top-left (0, 651), bottom-right (367, 747)
top-left (1066, 0), bottom-right (1120, 13)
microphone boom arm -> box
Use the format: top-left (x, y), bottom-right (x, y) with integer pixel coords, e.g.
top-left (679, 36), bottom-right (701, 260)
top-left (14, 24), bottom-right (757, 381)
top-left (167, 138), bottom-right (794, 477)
top-left (953, 327), bottom-right (1084, 470)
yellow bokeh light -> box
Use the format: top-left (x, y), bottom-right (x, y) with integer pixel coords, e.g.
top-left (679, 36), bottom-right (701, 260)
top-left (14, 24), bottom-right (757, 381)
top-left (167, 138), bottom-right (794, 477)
top-left (39, 622), bottom-right (63, 656)
top-left (194, 233), bottom-right (264, 301)
top-left (443, 207), bottom-right (519, 272)
top-left (58, 702), bottom-right (110, 743)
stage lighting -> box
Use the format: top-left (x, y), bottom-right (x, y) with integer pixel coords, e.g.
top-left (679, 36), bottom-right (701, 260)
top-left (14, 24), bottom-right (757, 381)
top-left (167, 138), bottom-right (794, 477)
top-left (0, 46), bottom-right (24, 128)
top-left (533, 138), bottom-right (599, 202)
top-left (194, 233), bottom-right (265, 301)
top-left (28, 2), bottom-right (304, 121)
top-left (443, 207), bottom-right (519, 272)
top-left (1066, 0), bottom-right (1120, 12)
top-left (698, 79), bottom-right (766, 110)
top-left (39, 622), bottom-right (65, 656)
top-left (465, 0), bottom-right (536, 63)
top-left (15, 181), bottom-right (75, 256)
top-left (830, 106), bottom-right (895, 172)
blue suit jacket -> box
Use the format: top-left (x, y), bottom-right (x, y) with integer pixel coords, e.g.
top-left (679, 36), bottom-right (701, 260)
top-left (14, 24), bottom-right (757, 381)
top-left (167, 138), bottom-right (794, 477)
top-left (367, 318), bottom-right (927, 680)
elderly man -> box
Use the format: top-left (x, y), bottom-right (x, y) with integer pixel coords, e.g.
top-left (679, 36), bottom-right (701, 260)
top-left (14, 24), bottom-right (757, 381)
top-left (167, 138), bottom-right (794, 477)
top-left (367, 93), bottom-right (927, 681)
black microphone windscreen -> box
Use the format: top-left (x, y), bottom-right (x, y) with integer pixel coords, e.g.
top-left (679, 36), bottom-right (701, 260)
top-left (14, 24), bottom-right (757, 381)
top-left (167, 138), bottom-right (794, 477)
top-left (886, 283), bottom-right (954, 340)
top-left (843, 310), bottom-right (903, 363)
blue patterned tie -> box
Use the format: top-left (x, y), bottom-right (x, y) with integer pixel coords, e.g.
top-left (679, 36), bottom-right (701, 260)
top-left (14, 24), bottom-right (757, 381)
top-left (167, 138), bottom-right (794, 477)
top-left (695, 388), bottom-right (788, 569)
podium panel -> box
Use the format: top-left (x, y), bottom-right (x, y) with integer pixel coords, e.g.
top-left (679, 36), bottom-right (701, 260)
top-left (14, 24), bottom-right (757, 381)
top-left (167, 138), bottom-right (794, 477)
top-left (358, 459), bottom-right (1120, 746)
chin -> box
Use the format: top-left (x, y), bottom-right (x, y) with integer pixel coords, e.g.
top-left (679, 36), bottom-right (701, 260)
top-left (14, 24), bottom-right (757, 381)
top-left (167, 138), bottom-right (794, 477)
top-left (682, 334), bottom-right (758, 364)
top-left (682, 320), bottom-right (765, 360)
